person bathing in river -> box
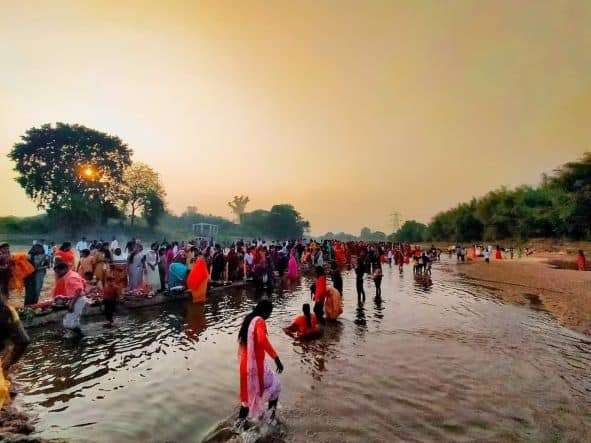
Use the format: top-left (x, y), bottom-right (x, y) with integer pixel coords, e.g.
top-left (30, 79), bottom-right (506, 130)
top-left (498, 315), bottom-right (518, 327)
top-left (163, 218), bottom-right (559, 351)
top-left (284, 303), bottom-right (320, 338)
top-left (312, 266), bottom-right (327, 325)
top-left (330, 261), bottom-right (343, 296)
top-left (355, 251), bottom-right (367, 303)
top-left (373, 257), bottom-right (383, 298)
top-left (0, 293), bottom-right (29, 408)
top-left (238, 299), bottom-right (284, 422)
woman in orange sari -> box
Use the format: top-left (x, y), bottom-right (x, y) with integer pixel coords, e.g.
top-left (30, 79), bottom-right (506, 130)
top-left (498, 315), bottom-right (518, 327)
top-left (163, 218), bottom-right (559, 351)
top-left (187, 252), bottom-right (209, 303)
top-left (323, 286), bottom-right (343, 321)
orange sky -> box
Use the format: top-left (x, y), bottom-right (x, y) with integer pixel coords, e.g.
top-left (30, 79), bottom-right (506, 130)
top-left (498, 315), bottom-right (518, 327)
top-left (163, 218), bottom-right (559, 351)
top-left (1, 0), bottom-right (590, 235)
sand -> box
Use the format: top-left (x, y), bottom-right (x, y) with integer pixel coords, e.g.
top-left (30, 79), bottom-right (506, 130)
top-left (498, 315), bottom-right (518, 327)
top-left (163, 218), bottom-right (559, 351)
top-left (457, 256), bottom-right (591, 336)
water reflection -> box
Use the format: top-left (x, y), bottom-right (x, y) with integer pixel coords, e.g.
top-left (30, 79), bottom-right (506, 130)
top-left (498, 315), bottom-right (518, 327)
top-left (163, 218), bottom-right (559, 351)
top-left (291, 322), bottom-right (343, 382)
top-left (14, 261), bottom-right (591, 442)
top-left (184, 303), bottom-right (207, 342)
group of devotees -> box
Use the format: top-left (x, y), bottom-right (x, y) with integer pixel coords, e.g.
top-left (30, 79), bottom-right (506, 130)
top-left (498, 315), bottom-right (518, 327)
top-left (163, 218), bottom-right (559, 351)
top-left (0, 237), bottom-right (442, 427)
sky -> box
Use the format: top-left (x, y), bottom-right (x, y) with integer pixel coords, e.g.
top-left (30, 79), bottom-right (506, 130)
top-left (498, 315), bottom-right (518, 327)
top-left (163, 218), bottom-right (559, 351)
top-left (1, 0), bottom-right (590, 235)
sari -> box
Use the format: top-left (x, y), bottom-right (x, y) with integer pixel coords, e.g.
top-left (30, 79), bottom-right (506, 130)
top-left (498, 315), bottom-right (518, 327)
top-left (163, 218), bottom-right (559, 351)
top-left (144, 250), bottom-right (160, 292)
top-left (8, 254), bottom-right (35, 294)
top-left (187, 257), bottom-right (209, 303)
top-left (324, 287), bottom-right (343, 320)
top-left (168, 262), bottom-right (188, 288)
top-left (287, 250), bottom-right (299, 280)
top-left (239, 317), bottom-right (280, 420)
top-left (128, 253), bottom-right (145, 290)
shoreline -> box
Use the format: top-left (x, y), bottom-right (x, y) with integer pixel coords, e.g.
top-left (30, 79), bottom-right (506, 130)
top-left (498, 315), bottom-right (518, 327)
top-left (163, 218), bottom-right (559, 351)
top-left (456, 256), bottom-right (591, 336)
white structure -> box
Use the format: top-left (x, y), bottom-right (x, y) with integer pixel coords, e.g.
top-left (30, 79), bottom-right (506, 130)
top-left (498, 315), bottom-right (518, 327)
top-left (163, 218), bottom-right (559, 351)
top-left (192, 223), bottom-right (219, 241)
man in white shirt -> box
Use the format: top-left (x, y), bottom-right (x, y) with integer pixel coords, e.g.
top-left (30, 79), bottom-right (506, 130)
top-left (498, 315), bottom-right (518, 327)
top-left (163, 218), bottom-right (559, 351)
top-left (75, 237), bottom-right (88, 253)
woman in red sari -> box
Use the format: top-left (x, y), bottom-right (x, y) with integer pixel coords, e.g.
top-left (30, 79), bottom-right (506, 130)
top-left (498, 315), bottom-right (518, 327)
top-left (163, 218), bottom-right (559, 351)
top-left (238, 300), bottom-right (284, 422)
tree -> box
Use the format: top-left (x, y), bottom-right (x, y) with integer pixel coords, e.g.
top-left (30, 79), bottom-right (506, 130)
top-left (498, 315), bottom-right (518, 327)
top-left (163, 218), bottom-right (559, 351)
top-left (8, 123), bottom-right (132, 232)
top-left (392, 220), bottom-right (428, 242)
top-left (228, 195), bottom-right (250, 223)
top-left (268, 204), bottom-right (310, 239)
top-left (120, 162), bottom-right (166, 226)
top-left (142, 190), bottom-right (166, 228)
top-left (360, 227), bottom-right (372, 240)
top-left (240, 204), bottom-right (310, 239)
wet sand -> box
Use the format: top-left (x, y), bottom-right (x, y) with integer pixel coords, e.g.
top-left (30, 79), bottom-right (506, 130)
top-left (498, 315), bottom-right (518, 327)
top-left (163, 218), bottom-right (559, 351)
top-left (457, 257), bottom-right (591, 336)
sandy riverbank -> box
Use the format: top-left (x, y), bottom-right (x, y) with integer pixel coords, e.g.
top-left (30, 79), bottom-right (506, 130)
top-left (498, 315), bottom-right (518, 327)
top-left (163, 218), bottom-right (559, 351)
top-left (457, 256), bottom-right (591, 336)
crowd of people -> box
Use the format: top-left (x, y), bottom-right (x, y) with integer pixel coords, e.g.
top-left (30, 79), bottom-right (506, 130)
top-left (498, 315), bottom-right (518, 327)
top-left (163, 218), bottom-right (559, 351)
top-left (2, 235), bottom-right (587, 428)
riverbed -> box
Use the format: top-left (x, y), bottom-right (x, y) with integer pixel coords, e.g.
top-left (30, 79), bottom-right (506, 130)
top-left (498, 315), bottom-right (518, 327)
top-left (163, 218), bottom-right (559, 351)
top-left (13, 259), bottom-right (591, 442)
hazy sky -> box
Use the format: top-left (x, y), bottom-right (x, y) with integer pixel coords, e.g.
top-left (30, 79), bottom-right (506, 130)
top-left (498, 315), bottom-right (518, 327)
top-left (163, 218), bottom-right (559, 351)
top-left (1, 0), bottom-right (590, 235)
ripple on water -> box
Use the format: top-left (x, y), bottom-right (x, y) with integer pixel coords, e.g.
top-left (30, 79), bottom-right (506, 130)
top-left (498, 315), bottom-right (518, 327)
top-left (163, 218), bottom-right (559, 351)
top-left (14, 259), bottom-right (591, 442)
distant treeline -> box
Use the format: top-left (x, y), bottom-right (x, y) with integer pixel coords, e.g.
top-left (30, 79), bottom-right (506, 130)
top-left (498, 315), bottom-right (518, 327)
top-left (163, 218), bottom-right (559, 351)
top-left (0, 204), bottom-right (310, 243)
top-left (315, 153), bottom-right (591, 244)
top-left (392, 153), bottom-right (591, 243)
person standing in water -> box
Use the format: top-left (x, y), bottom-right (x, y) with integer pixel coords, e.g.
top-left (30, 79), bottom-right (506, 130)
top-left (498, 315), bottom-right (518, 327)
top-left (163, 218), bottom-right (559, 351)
top-left (312, 266), bottom-right (327, 324)
top-left (238, 300), bottom-right (284, 422)
top-left (355, 252), bottom-right (367, 303)
top-left (330, 261), bottom-right (343, 296)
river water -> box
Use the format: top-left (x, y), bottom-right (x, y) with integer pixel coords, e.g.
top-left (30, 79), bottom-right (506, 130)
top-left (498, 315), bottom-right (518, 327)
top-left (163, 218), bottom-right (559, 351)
top-left (14, 259), bottom-right (591, 442)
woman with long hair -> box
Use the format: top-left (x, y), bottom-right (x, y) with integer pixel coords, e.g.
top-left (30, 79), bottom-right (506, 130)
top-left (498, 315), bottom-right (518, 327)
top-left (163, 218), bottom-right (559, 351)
top-left (284, 303), bottom-right (320, 338)
top-left (238, 299), bottom-right (284, 422)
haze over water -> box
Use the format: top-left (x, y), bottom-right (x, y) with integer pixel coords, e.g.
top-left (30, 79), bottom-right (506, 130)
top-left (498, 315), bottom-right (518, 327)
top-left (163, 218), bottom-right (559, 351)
top-left (1, 1), bottom-right (590, 234)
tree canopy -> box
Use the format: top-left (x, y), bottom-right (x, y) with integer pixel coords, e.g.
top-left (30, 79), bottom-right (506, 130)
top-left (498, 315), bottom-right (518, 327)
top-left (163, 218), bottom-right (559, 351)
top-left (120, 162), bottom-right (166, 226)
top-left (9, 123), bottom-right (132, 232)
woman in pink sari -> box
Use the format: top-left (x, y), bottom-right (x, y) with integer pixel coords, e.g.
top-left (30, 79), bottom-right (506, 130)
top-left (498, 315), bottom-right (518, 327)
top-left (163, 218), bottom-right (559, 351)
top-left (287, 248), bottom-right (299, 281)
top-left (238, 300), bottom-right (284, 422)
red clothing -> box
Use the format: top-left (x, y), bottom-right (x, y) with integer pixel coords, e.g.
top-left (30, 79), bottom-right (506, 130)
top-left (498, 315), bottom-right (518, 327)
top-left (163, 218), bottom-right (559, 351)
top-left (577, 254), bottom-right (586, 271)
top-left (54, 270), bottom-right (85, 298)
top-left (55, 249), bottom-right (75, 269)
top-left (239, 319), bottom-right (277, 404)
top-left (314, 275), bottom-right (327, 303)
top-left (290, 314), bottom-right (319, 337)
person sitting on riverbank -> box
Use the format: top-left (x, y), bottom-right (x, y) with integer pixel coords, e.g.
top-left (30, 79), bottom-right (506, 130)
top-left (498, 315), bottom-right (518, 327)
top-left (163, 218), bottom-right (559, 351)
top-left (238, 299), bottom-right (284, 422)
top-left (284, 303), bottom-right (320, 338)
top-left (577, 250), bottom-right (586, 271)
top-left (0, 294), bottom-right (29, 408)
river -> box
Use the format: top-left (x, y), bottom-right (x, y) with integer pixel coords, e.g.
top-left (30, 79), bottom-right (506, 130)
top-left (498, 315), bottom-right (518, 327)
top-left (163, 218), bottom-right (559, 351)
top-left (13, 258), bottom-right (591, 442)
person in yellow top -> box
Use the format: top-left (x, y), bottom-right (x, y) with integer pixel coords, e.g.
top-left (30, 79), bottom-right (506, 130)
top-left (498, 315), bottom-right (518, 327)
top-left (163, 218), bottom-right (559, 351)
top-left (0, 294), bottom-right (30, 408)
